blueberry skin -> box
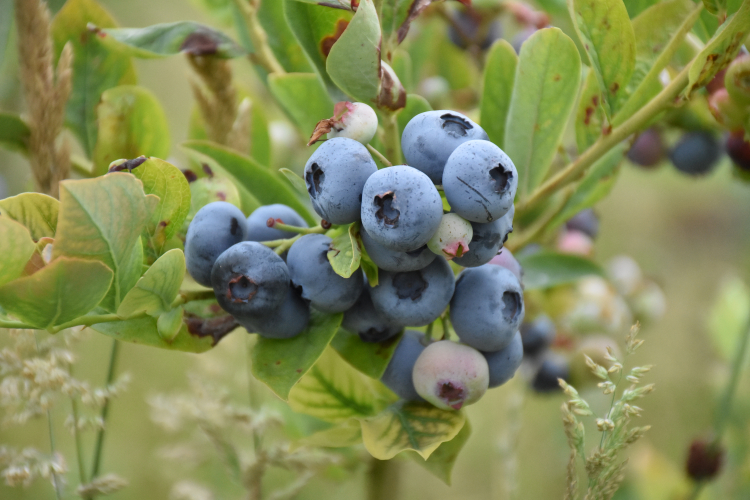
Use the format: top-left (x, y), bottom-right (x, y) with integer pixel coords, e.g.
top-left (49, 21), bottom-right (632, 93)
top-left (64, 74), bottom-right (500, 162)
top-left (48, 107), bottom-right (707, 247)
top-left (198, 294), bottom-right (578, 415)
top-left (451, 265), bottom-right (525, 352)
top-left (531, 353), bottom-right (569, 393)
top-left (670, 131), bottom-right (722, 176)
top-left (304, 137), bottom-right (378, 224)
top-left (237, 285), bottom-right (310, 339)
top-left (381, 330), bottom-right (427, 401)
top-left (520, 314), bottom-right (556, 357)
top-left (369, 257), bottom-right (455, 326)
top-left (360, 226), bottom-right (436, 272)
top-left (454, 205), bottom-right (514, 268)
top-left (360, 165), bottom-right (443, 252)
top-left (286, 234), bottom-right (363, 313)
top-left (342, 284), bottom-right (403, 343)
top-left (186, 202), bottom-right (248, 287)
top-left (484, 331), bottom-right (523, 388)
top-left (443, 140), bottom-right (518, 223)
top-left (565, 209), bottom-right (599, 239)
top-left (401, 110), bottom-right (489, 184)
top-left (211, 242), bottom-right (290, 317)
top-left (246, 204), bottom-right (308, 242)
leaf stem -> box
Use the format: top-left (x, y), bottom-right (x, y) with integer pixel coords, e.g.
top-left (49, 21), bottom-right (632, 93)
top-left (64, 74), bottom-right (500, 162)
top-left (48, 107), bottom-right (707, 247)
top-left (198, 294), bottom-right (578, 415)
top-left (233, 0), bottom-right (286, 75)
top-left (89, 339), bottom-right (121, 485)
top-left (0, 319), bottom-right (35, 329)
top-left (506, 187), bottom-right (573, 252)
top-left (380, 111), bottom-right (402, 165)
top-left (70, 366), bottom-right (88, 487)
top-left (271, 221), bottom-right (328, 235)
top-left (516, 62), bottom-right (692, 217)
top-left (50, 314), bottom-right (121, 334)
top-left (171, 290), bottom-right (217, 308)
top-left (367, 144), bottom-right (393, 167)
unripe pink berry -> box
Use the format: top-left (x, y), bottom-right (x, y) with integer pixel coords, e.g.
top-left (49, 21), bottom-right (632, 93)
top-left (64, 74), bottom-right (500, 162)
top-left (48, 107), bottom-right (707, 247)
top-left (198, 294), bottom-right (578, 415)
top-left (427, 213), bottom-right (473, 260)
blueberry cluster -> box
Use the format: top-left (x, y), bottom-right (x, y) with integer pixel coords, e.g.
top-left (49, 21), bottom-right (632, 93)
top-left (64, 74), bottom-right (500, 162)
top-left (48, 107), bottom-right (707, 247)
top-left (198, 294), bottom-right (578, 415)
top-left (184, 107), bottom-right (527, 411)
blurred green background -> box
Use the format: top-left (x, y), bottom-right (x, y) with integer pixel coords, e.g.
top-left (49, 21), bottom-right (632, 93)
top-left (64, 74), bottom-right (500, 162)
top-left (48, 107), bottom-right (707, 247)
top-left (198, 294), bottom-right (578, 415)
top-left (2, 0), bottom-right (750, 499)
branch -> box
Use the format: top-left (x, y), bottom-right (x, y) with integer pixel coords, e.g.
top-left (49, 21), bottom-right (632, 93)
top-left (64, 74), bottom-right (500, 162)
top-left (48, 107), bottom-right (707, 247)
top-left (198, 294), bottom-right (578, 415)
top-left (233, 0), bottom-right (286, 75)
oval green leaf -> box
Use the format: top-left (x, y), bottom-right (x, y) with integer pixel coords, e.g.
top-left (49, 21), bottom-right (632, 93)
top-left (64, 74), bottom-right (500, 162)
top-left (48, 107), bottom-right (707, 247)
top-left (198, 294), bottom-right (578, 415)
top-left (251, 310), bottom-right (343, 400)
top-left (0, 257), bottom-right (113, 329)
top-left (0, 192), bottom-right (59, 241)
top-left (117, 249), bottom-right (185, 318)
top-left (91, 313), bottom-right (215, 353)
top-left (327, 223), bottom-right (361, 279)
top-left (0, 113), bottom-right (30, 155)
top-left (480, 40), bottom-right (518, 149)
top-left (575, 70), bottom-right (606, 152)
top-left (516, 251), bottom-right (604, 290)
top-left (257, 0), bottom-right (313, 73)
top-left (504, 28), bottom-right (581, 198)
top-left (359, 401), bottom-right (466, 460)
top-left (268, 73), bottom-right (335, 135)
top-left (409, 418), bottom-right (472, 486)
top-left (0, 218), bottom-right (36, 287)
top-left (279, 168), bottom-right (308, 195)
top-left (331, 328), bottom-right (401, 380)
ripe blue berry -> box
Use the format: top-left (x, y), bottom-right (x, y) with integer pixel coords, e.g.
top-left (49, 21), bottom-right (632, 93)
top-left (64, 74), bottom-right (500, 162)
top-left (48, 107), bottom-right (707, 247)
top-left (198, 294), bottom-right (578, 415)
top-left (342, 283), bottom-right (403, 343)
top-left (304, 137), bottom-right (377, 224)
top-left (443, 140), bottom-right (518, 223)
top-left (359, 226), bottom-right (436, 272)
top-left (401, 110), bottom-right (489, 184)
top-left (360, 165), bottom-right (443, 252)
top-left (185, 202), bottom-right (248, 287)
top-left (627, 128), bottom-right (664, 168)
top-left (412, 340), bottom-right (489, 410)
top-left (565, 209), bottom-right (599, 239)
top-left (211, 241), bottom-right (290, 317)
top-left (237, 285), bottom-right (310, 339)
top-left (520, 314), bottom-right (556, 357)
top-left (484, 330), bottom-right (523, 388)
top-left (286, 234), bottom-right (363, 313)
top-left (670, 131), bottom-right (722, 176)
top-left (381, 330), bottom-right (427, 401)
top-left (246, 204), bottom-right (308, 242)
top-left (531, 353), bottom-right (569, 393)
top-left (451, 265), bottom-right (525, 352)
top-left (369, 257), bottom-right (455, 326)
top-left (454, 205), bottom-right (514, 268)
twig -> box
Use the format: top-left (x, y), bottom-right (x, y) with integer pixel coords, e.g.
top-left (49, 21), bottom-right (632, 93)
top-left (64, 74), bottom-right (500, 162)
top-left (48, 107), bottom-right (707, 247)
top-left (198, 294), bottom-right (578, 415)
top-left (233, 0), bottom-right (286, 75)
top-left (367, 144), bottom-right (393, 167)
top-left (70, 366), bottom-right (88, 488)
top-left (34, 333), bottom-right (64, 500)
top-left (89, 340), bottom-right (121, 487)
top-left (380, 112), bottom-right (403, 165)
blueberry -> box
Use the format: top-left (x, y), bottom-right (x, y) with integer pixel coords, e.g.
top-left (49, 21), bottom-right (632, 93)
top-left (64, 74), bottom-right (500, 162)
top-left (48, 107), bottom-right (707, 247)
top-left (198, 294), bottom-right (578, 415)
top-left (211, 241), bottom-right (290, 317)
top-left (369, 257), bottom-right (455, 326)
top-left (412, 340), bottom-right (489, 410)
top-left (443, 140), bottom-right (518, 223)
top-left (520, 314), bottom-right (556, 357)
top-left (237, 285), bottom-right (310, 339)
top-left (627, 128), bottom-right (665, 168)
top-left (484, 330), bottom-right (523, 388)
top-left (488, 248), bottom-right (523, 283)
top-left (447, 10), bottom-right (502, 50)
top-left (565, 209), bottom-right (599, 239)
top-left (185, 202), bottom-right (248, 287)
top-left (401, 110), bottom-right (489, 184)
top-left (670, 131), bottom-right (722, 176)
top-left (327, 102), bottom-right (378, 145)
top-left (381, 330), bottom-right (427, 401)
top-left (450, 265), bottom-right (525, 352)
top-left (359, 226), bottom-right (436, 272)
top-left (454, 205), bottom-right (514, 268)
top-left (342, 282), bottom-right (403, 343)
top-left (286, 234), bottom-right (363, 313)
top-left (304, 137), bottom-right (378, 224)
top-left (531, 353), bottom-right (569, 393)
top-left (360, 165), bottom-right (443, 252)
top-left (246, 204), bottom-right (308, 242)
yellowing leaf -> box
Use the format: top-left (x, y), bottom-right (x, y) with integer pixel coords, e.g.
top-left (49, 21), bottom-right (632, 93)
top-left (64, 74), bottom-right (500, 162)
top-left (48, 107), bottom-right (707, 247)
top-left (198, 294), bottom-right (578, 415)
top-left (331, 328), bottom-right (401, 379)
top-left (296, 418), bottom-right (363, 449)
top-left (0, 193), bottom-right (59, 241)
top-left (91, 313), bottom-right (215, 352)
top-left (0, 218), bottom-right (36, 287)
top-left (409, 419), bottom-right (472, 485)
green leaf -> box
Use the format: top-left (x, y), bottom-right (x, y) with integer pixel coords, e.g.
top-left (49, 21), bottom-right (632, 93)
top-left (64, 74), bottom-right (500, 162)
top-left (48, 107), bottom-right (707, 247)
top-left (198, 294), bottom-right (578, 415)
top-left (297, 418), bottom-right (363, 448)
top-left (268, 73), bottom-right (335, 135)
top-left (703, 0), bottom-right (727, 16)
top-left (480, 40), bottom-right (518, 150)
top-left (708, 277), bottom-right (750, 362)
top-left (182, 140), bottom-right (316, 225)
top-left (53, 173), bottom-right (152, 312)
top-left (130, 158), bottom-right (191, 258)
top-left (251, 310), bottom-right (343, 400)
top-left (622, 0), bottom-right (658, 18)
top-left (0, 218), bottom-right (36, 287)
top-left (359, 401), bottom-right (466, 460)
top-left (331, 328), bottom-right (401, 379)
top-left (186, 176), bottom-right (242, 227)
top-left (517, 251), bottom-right (603, 290)
top-left (549, 143), bottom-right (626, 230)
top-left (504, 28), bottom-right (581, 198)
top-left (328, 223), bottom-right (361, 279)
top-left (92, 85), bottom-right (171, 176)
top-left (100, 21), bottom-right (246, 59)
top-left (686, 1), bottom-right (750, 97)
top-left (257, 0), bottom-right (313, 73)
top-left (283, 0), bottom-right (353, 97)
top-left (51, 0), bottom-right (137, 156)
top-left (397, 94), bottom-right (432, 138)
top-left (117, 249), bottom-right (185, 318)
top-left (0, 193), bottom-right (59, 240)
top-left (157, 307), bottom-right (184, 342)
top-left (614, 0), bottom-right (702, 126)
top-left (0, 257), bottom-right (113, 329)
top-left (381, 0), bottom-right (464, 57)
top-left (326, 0), bottom-right (381, 103)
top-left (279, 168), bottom-right (308, 195)
top-left (288, 347), bottom-right (386, 423)
top-left (575, 70), bottom-right (606, 152)
top-left (409, 419), bottom-right (471, 485)
top-left (568, 0), bottom-right (636, 116)
top-left (359, 240), bottom-right (379, 287)
top-left (91, 313), bottom-right (215, 352)
top-left (0, 113), bottom-right (30, 155)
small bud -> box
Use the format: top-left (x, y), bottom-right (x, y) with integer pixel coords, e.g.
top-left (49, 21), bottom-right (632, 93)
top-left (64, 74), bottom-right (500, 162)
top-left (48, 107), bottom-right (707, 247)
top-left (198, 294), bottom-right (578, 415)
top-left (427, 213), bottom-right (473, 260)
top-left (308, 102), bottom-right (378, 146)
top-left (686, 439), bottom-right (724, 481)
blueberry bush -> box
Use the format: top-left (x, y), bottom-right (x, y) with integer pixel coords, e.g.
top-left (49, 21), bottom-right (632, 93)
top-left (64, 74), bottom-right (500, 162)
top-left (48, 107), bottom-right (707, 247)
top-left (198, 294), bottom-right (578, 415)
top-left (1, 0), bottom-right (750, 499)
